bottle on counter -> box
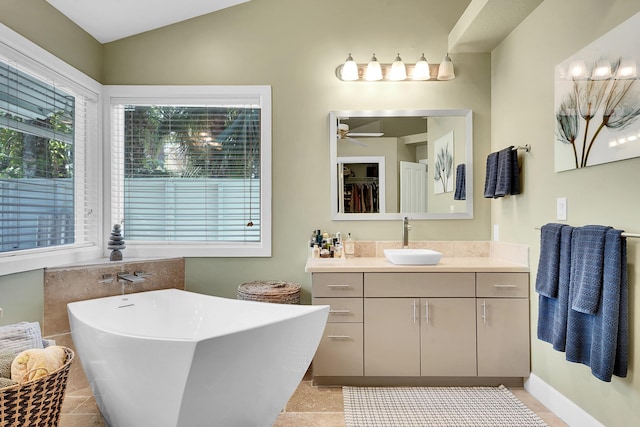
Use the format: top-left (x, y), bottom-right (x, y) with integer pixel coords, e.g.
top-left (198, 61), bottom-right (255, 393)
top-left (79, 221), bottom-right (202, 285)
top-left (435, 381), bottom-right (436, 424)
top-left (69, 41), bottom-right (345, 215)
top-left (344, 233), bottom-right (355, 259)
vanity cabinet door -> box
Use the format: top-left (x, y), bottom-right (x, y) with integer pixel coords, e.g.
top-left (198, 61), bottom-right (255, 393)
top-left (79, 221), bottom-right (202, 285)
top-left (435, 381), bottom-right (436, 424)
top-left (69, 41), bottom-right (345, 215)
top-left (420, 298), bottom-right (477, 376)
top-left (476, 298), bottom-right (530, 377)
top-left (364, 298), bottom-right (421, 376)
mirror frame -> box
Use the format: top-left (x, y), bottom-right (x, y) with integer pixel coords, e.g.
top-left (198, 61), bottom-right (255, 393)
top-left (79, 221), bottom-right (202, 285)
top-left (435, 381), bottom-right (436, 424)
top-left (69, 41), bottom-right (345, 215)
top-left (330, 109), bottom-right (473, 221)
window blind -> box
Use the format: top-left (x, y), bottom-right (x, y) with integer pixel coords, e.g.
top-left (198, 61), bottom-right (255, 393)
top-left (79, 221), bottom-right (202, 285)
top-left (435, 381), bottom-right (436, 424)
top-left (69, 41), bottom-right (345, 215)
top-left (110, 103), bottom-right (262, 244)
top-left (0, 58), bottom-right (96, 254)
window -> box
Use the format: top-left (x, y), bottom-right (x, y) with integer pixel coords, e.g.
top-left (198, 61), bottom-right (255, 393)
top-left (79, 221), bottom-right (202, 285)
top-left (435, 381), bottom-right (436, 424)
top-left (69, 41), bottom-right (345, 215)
top-left (0, 25), bottom-right (100, 272)
top-left (105, 86), bottom-right (272, 257)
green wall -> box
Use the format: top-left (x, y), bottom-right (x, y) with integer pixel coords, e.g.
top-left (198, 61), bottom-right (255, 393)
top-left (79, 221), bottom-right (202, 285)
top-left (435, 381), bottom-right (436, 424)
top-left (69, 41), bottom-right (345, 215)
top-left (102, 0), bottom-right (492, 301)
top-left (492, 1), bottom-right (640, 425)
top-left (0, 0), bottom-right (103, 81)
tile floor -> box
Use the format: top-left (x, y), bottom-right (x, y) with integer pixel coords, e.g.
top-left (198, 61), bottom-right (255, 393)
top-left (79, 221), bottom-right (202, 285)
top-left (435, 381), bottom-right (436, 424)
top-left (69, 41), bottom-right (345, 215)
top-left (59, 372), bottom-right (569, 427)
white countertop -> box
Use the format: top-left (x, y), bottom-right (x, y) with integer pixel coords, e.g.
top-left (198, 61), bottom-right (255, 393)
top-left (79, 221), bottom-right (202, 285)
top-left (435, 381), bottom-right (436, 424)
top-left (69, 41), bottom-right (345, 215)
top-left (305, 256), bottom-right (529, 273)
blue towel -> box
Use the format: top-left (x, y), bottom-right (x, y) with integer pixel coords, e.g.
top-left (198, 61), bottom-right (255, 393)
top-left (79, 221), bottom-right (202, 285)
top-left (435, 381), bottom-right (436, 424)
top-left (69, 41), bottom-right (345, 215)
top-left (571, 225), bottom-right (611, 314)
top-left (565, 228), bottom-right (628, 381)
top-left (537, 225), bottom-right (573, 351)
top-left (483, 152), bottom-right (498, 198)
top-left (494, 146), bottom-right (514, 197)
top-left (454, 163), bottom-right (466, 200)
top-left (535, 223), bottom-right (565, 298)
top-left (510, 149), bottom-right (521, 195)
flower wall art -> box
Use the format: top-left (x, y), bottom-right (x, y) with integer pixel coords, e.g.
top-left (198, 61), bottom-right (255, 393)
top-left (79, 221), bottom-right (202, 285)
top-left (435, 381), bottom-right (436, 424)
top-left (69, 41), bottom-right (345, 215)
top-left (433, 131), bottom-right (454, 194)
top-left (554, 11), bottom-right (640, 172)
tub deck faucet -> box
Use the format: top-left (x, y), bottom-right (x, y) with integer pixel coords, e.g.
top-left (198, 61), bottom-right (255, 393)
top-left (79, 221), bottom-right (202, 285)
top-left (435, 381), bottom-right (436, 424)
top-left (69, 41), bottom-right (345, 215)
top-left (403, 217), bottom-right (411, 248)
top-left (117, 272), bottom-right (145, 295)
top-left (117, 272), bottom-right (145, 283)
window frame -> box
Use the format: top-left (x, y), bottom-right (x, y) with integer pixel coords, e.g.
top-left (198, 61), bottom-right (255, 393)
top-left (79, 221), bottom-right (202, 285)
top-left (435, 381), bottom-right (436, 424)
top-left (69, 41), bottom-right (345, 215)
top-left (103, 85), bottom-right (272, 258)
top-left (0, 24), bottom-right (102, 275)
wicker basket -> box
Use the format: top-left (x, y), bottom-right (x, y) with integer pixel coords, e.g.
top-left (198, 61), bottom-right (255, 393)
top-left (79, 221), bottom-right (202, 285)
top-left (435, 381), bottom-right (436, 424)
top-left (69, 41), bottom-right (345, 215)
top-left (0, 347), bottom-right (74, 427)
top-left (237, 280), bottom-right (301, 304)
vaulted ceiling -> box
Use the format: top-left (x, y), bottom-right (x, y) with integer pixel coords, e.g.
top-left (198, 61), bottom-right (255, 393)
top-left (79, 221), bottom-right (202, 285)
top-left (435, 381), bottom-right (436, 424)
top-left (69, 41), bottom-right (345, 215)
top-left (46, 0), bottom-right (250, 43)
top-left (46, 0), bottom-right (542, 52)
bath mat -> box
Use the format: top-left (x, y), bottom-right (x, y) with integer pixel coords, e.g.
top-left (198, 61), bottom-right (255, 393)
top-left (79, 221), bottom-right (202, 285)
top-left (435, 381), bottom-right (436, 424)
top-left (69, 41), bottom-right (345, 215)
top-left (343, 385), bottom-right (549, 427)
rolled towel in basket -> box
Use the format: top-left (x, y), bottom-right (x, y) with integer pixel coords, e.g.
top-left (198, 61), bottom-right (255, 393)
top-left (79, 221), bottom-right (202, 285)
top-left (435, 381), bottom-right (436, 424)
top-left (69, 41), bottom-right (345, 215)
top-left (0, 351), bottom-right (16, 379)
top-left (10, 345), bottom-right (66, 383)
top-left (0, 377), bottom-right (18, 388)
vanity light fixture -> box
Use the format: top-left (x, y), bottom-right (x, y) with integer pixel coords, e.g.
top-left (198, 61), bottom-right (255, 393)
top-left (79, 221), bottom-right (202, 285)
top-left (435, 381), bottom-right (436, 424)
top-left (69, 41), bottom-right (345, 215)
top-left (436, 53), bottom-right (455, 81)
top-left (336, 52), bottom-right (455, 82)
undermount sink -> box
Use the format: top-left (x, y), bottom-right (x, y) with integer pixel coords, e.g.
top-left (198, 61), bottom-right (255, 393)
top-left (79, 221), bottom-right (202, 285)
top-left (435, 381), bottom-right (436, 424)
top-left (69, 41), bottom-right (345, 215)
top-left (384, 248), bottom-right (443, 265)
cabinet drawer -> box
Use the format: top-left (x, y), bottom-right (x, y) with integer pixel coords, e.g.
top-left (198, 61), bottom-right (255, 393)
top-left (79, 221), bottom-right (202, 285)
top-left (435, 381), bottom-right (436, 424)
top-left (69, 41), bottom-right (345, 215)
top-left (312, 297), bottom-right (363, 322)
top-left (476, 273), bottom-right (529, 298)
top-left (364, 272), bottom-right (475, 297)
top-left (312, 273), bottom-right (363, 297)
top-left (313, 323), bottom-right (363, 377)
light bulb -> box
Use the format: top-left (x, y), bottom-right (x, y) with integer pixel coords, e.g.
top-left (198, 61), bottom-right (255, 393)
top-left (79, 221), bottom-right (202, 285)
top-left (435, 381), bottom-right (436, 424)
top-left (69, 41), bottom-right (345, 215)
top-left (365, 54), bottom-right (383, 81)
top-left (340, 53), bottom-right (359, 81)
top-left (437, 53), bottom-right (455, 81)
top-left (412, 53), bottom-right (430, 80)
top-left (388, 53), bottom-right (407, 81)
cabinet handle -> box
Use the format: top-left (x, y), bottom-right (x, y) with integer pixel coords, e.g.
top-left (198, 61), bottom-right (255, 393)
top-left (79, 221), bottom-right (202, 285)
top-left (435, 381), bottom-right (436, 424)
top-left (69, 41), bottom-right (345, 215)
top-left (493, 284), bottom-right (517, 288)
top-left (327, 284), bottom-right (350, 289)
top-left (425, 300), bottom-right (430, 325)
top-left (329, 309), bottom-right (351, 314)
top-left (327, 335), bottom-right (351, 340)
top-left (413, 299), bottom-right (417, 324)
top-left (481, 300), bottom-right (487, 324)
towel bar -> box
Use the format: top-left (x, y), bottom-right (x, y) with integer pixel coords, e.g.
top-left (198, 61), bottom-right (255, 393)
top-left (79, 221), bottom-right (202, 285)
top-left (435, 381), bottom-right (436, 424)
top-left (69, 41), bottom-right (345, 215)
top-left (514, 144), bottom-right (531, 152)
top-left (535, 226), bottom-right (640, 238)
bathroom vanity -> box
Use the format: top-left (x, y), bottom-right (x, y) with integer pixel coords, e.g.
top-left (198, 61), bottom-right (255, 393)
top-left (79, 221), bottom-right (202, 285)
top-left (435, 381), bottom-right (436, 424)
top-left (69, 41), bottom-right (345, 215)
top-left (306, 254), bottom-right (530, 386)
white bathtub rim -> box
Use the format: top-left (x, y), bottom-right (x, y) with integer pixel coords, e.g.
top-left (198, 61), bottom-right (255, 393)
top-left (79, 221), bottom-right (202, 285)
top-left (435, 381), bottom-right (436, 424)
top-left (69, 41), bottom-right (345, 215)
top-left (67, 288), bottom-right (329, 342)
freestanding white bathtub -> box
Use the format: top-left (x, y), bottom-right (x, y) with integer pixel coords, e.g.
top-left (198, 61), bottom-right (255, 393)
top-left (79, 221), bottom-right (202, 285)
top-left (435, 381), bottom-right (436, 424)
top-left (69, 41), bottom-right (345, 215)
top-left (67, 289), bottom-right (329, 427)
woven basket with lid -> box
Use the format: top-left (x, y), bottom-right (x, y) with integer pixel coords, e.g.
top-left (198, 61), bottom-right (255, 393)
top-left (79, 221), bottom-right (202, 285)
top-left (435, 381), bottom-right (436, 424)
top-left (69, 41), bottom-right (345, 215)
top-left (237, 280), bottom-right (301, 304)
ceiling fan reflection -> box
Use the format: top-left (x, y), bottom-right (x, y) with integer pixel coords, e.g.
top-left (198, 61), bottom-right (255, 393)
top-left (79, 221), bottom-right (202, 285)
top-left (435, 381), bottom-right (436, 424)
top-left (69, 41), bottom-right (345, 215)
top-left (337, 123), bottom-right (384, 147)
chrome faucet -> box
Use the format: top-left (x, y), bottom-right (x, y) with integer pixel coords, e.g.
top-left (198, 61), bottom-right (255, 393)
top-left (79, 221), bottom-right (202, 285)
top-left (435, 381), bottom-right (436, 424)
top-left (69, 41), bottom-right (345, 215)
top-left (117, 272), bottom-right (146, 283)
top-left (117, 272), bottom-right (146, 295)
top-left (402, 217), bottom-right (411, 248)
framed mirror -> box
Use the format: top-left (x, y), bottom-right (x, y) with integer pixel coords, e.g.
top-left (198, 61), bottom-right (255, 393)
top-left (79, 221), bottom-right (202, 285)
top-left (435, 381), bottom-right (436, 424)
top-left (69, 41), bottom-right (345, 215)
top-left (330, 109), bottom-right (473, 220)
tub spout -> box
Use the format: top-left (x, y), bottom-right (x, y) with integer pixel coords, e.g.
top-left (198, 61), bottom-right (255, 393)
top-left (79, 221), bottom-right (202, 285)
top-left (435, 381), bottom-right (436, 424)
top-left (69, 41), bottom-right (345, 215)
top-left (117, 272), bottom-right (145, 283)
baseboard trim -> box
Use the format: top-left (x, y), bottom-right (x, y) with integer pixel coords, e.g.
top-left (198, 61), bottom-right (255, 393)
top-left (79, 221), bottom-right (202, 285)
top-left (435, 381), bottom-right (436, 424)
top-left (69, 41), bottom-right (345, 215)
top-left (525, 373), bottom-right (604, 427)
